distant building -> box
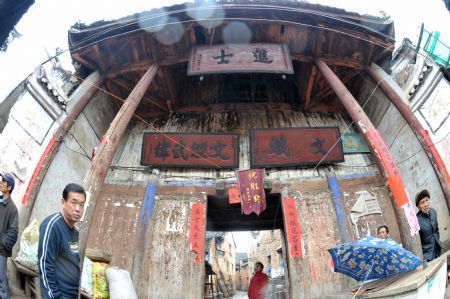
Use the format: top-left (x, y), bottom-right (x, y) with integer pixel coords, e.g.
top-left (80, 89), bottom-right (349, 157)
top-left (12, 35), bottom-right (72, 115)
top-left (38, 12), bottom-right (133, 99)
top-left (205, 232), bottom-right (236, 296)
top-left (235, 252), bottom-right (249, 291)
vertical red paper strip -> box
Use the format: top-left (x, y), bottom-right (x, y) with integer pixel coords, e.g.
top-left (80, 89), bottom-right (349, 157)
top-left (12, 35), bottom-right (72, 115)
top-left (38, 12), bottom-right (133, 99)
top-left (237, 169), bottom-right (266, 215)
top-left (366, 128), bottom-right (409, 208)
top-left (228, 184), bottom-right (241, 204)
top-left (22, 138), bottom-right (56, 205)
top-left (189, 203), bottom-right (205, 263)
top-left (282, 197), bottom-right (304, 257)
top-left (421, 129), bottom-right (450, 183)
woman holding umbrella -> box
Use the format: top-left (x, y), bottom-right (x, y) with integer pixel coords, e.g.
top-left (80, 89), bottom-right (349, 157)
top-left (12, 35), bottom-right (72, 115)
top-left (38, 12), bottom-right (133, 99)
top-left (377, 225), bottom-right (390, 240)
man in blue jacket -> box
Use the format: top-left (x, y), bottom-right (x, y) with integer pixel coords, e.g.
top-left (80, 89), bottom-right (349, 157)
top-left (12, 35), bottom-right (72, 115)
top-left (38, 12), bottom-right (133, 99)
top-left (38, 183), bottom-right (86, 299)
top-left (0, 172), bottom-right (18, 299)
top-left (415, 189), bottom-right (441, 262)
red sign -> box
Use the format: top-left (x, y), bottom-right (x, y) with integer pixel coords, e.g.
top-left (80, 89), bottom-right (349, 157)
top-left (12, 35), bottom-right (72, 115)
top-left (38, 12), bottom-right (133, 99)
top-left (188, 43), bottom-right (293, 75)
top-left (421, 129), bottom-right (450, 183)
top-left (228, 184), bottom-right (241, 204)
top-left (366, 128), bottom-right (408, 208)
top-left (282, 197), bottom-right (304, 257)
top-left (237, 169), bottom-right (266, 215)
top-left (141, 133), bottom-right (239, 168)
top-left (189, 203), bottom-right (206, 263)
top-left (249, 128), bottom-right (344, 168)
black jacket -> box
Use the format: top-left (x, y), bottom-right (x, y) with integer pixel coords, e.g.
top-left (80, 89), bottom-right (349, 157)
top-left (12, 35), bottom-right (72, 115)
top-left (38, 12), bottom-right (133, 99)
top-left (38, 213), bottom-right (80, 299)
top-left (0, 196), bottom-right (19, 257)
top-left (417, 207), bottom-right (441, 261)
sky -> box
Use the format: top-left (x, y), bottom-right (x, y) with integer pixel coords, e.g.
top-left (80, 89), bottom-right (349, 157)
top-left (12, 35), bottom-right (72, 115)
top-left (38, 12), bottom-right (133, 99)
top-left (0, 0), bottom-right (449, 101)
top-left (232, 231), bottom-right (257, 253)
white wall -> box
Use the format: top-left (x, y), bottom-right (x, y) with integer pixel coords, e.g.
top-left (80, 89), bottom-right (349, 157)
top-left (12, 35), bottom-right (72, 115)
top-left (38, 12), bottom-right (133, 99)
top-left (29, 89), bottom-right (116, 223)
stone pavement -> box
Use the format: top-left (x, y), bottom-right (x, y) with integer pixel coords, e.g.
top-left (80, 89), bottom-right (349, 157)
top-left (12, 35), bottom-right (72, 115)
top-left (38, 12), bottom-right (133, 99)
top-left (232, 290), bottom-right (248, 298)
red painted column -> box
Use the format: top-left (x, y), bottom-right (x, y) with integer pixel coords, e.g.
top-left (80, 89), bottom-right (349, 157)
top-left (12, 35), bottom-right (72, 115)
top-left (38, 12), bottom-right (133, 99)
top-left (366, 63), bottom-right (450, 214)
top-left (315, 58), bottom-right (422, 256)
top-left (78, 64), bottom-right (159, 260)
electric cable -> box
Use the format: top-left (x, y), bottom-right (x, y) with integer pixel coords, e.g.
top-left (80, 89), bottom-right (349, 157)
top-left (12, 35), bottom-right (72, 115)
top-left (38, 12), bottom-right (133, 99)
top-left (26, 3), bottom-right (447, 175)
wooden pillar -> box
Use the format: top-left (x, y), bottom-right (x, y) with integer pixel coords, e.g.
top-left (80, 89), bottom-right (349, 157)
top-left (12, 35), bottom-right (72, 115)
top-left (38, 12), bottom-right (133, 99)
top-left (326, 172), bottom-right (352, 243)
top-left (366, 63), bottom-right (450, 214)
top-left (78, 64), bottom-right (159, 259)
top-left (131, 172), bottom-right (159, 295)
top-left (9, 71), bottom-right (103, 291)
top-left (315, 58), bottom-right (422, 256)
top-left (281, 187), bottom-right (307, 299)
top-left (17, 71), bottom-right (104, 247)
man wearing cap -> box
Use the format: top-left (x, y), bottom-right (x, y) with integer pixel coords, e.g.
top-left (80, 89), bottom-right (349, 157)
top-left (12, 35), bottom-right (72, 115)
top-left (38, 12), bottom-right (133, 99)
top-left (416, 189), bottom-right (441, 262)
top-left (0, 172), bottom-right (18, 299)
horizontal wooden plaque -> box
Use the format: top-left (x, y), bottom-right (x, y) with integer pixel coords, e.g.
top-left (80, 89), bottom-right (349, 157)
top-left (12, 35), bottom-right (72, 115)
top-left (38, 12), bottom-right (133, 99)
top-left (188, 43), bottom-right (293, 75)
top-left (250, 127), bottom-right (344, 168)
top-left (141, 133), bottom-right (239, 168)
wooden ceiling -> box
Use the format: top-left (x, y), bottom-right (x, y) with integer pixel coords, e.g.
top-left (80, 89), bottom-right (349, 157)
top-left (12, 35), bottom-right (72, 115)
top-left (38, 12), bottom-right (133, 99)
top-left (68, 1), bottom-right (395, 119)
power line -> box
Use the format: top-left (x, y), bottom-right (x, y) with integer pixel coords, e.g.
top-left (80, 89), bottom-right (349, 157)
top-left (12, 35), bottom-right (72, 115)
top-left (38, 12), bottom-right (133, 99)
top-left (40, 3), bottom-right (440, 72)
top-left (312, 70), bottom-right (383, 171)
top-left (70, 73), bottom-right (223, 168)
top-left (35, 4), bottom-right (447, 174)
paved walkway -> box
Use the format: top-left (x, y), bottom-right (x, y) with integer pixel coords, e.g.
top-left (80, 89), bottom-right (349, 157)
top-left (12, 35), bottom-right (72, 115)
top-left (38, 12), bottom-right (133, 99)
top-left (232, 290), bottom-right (248, 299)
top-left (7, 283), bottom-right (450, 298)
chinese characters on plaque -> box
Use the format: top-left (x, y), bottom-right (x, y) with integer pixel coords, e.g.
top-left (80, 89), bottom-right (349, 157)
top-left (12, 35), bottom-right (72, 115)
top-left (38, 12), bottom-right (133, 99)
top-left (249, 128), bottom-right (344, 168)
top-left (236, 169), bottom-right (266, 215)
top-left (141, 133), bottom-right (239, 168)
top-left (188, 44), bottom-right (293, 75)
top-left (189, 203), bottom-right (206, 263)
top-left (141, 127), bottom-right (345, 169)
top-left (282, 197), bottom-right (304, 257)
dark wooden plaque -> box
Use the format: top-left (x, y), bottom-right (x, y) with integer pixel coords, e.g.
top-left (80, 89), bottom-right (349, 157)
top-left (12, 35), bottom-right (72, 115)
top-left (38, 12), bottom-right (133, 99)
top-left (188, 43), bottom-right (293, 75)
top-left (141, 133), bottom-right (239, 168)
top-left (249, 127), bottom-right (344, 168)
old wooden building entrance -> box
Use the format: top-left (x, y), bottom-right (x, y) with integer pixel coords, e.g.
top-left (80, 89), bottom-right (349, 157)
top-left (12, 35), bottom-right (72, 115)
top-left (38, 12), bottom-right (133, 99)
top-left (18, 1), bottom-right (450, 298)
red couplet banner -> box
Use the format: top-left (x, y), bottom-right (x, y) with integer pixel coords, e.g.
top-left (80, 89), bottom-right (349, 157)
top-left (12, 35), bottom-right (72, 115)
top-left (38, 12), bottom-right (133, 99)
top-left (228, 184), bottom-right (241, 204)
top-left (282, 197), bottom-right (304, 257)
top-left (421, 129), bottom-right (450, 183)
top-left (189, 203), bottom-right (206, 263)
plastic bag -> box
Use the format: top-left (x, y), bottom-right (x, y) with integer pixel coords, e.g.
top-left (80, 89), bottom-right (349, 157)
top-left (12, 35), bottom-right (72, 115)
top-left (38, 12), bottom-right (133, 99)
top-left (16, 219), bottom-right (40, 272)
top-left (80, 257), bottom-right (93, 295)
top-left (106, 267), bottom-right (138, 299)
top-left (93, 262), bottom-right (110, 299)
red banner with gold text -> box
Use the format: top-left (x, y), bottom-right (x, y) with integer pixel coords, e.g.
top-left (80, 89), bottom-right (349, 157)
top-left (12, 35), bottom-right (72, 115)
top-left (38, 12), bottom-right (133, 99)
top-left (283, 197), bottom-right (304, 257)
top-left (237, 169), bottom-right (266, 215)
top-left (189, 203), bottom-right (205, 263)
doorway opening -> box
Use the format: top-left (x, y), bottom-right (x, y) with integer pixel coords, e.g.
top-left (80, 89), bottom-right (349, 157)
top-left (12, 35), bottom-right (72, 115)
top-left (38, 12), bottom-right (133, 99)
top-left (204, 194), bottom-right (288, 299)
